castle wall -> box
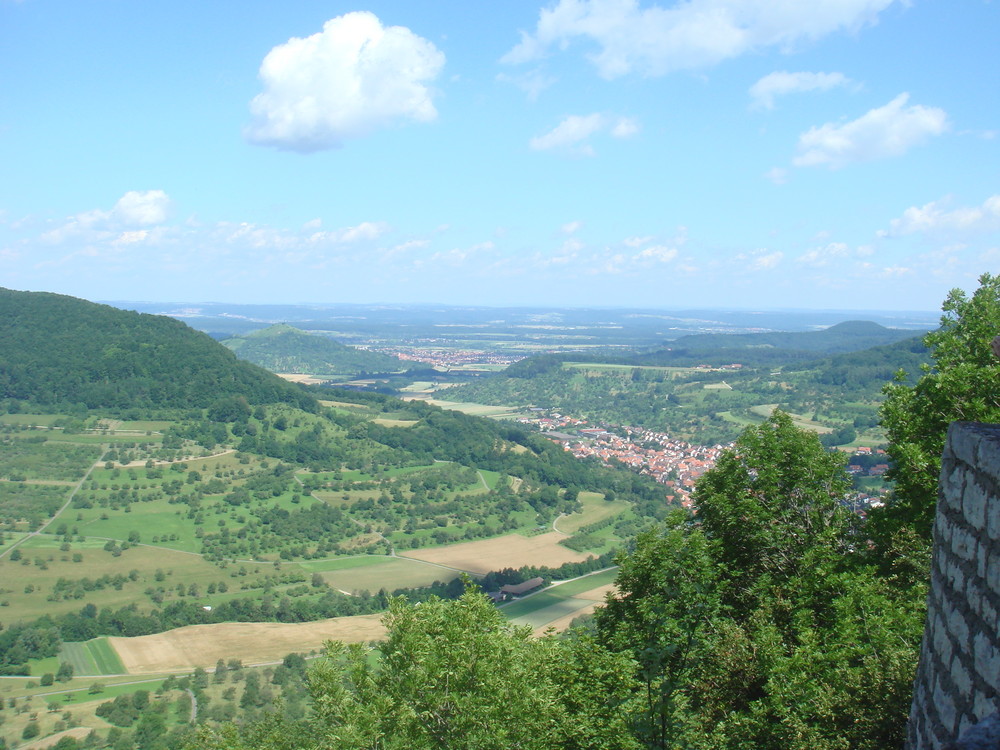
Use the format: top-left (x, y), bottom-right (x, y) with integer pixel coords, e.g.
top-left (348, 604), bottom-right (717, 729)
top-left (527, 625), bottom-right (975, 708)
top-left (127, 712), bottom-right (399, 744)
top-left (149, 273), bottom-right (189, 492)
top-left (906, 422), bottom-right (1000, 749)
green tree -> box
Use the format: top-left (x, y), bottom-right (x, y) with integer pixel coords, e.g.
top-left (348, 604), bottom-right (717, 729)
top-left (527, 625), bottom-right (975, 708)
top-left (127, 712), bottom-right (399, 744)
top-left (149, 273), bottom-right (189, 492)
top-left (693, 410), bottom-right (851, 613)
top-left (878, 272), bottom-right (1000, 540)
top-left (595, 512), bottom-right (721, 749)
top-left (194, 586), bottom-right (637, 750)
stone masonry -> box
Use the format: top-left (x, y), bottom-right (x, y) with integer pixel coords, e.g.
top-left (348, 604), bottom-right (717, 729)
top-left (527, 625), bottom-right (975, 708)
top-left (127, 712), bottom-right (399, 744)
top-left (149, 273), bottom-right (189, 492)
top-left (907, 422), bottom-right (1000, 749)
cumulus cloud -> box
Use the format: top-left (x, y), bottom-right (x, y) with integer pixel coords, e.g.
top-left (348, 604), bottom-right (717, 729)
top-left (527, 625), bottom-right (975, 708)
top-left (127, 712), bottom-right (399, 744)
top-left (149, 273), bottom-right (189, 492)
top-left (246, 12), bottom-right (445, 152)
top-left (793, 93), bottom-right (948, 169)
top-left (882, 195), bottom-right (1000, 236)
top-left (113, 190), bottom-right (172, 226)
top-left (530, 113), bottom-right (639, 155)
top-left (502, 0), bottom-right (898, 79)
top-left (749, 70), bottom-right (852, 110)
top-left (41, 190), bottom-right (172, 245)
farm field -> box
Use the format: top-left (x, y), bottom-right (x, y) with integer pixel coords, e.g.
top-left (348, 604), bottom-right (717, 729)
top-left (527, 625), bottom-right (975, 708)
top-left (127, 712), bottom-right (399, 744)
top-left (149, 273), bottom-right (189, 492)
top-left (60, 638), bottom-right (126, 676)
top-left (399, 531), bottom-right (593, 574)
top-left (300, 555), bottom-right (461, 592)
top-left (110, 615), bottom-right (387, 673)
top-left (502, 569), bottom-right (618, 633)
top-left (401, 397), bottom-right (526, 419)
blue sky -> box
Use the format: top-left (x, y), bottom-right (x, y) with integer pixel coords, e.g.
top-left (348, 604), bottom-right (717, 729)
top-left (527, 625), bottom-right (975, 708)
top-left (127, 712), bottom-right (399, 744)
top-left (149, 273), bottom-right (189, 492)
top-left (1, 0), bottom-right (997, 311)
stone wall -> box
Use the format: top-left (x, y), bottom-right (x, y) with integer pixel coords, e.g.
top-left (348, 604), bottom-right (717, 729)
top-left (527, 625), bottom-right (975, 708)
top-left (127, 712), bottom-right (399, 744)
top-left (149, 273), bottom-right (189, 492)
top-left (907, 422), bottom-right (1000, 749)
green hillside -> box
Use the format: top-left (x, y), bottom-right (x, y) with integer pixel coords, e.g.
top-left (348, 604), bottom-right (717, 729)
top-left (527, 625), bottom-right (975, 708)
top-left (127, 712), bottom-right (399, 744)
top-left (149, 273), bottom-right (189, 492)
top-left (0, 288), bottom-right (316, 415)
top-left (222, 324), bottom-right (409, 378)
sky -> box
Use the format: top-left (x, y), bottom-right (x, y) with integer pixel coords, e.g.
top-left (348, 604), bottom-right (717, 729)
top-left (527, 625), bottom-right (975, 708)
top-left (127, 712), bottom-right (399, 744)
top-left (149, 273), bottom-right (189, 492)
top-left (0, 0), bottom-right (997, 311)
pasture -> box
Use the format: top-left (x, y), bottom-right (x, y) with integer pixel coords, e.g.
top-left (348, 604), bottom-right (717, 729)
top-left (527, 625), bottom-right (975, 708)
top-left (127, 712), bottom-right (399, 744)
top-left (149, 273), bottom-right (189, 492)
top-left (110, 616), bottom-right (387, 673)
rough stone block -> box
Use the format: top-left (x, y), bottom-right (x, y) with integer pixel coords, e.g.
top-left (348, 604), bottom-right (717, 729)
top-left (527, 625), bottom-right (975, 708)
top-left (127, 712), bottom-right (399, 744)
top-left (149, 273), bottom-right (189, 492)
top-left (972, 426), bottom-right (1000, 480)
top-left (962, 483), bottom-right (988, 532)
top-left (935, 679), bottom-right (959, 735)
top-left (948, 610), bottom-right (970, 649)
top-left (940, 466), bottom-right (968, 513)
top-left (946, 556), bottom-right (967, 593)
top-left (987, 553), bottom-right (1000, 596)
top-left (948, 423), bottom-right (981, 468)
top-left (934, 616), bottom-right (954, 665)
top-left (988, 498), bottom-right (1000, 542)
top-left (973, 633), bottom-right (1000, 687)
top-left (951, 657), bottom-right (974, 698)
top-left (953, 527), bottom-right (978, 562)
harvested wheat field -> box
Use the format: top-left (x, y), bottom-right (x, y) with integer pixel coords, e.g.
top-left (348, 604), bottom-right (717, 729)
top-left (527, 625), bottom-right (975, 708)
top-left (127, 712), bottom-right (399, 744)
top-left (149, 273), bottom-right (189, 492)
top-left (109, 615), bottom-right (386, 674)
top-left (400, 532), bottom-right (592, 575)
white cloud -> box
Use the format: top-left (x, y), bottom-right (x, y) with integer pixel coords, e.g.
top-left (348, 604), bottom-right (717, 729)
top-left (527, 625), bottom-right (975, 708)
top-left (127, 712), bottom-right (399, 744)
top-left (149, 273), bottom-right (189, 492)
top-left (562, 220), bottom-right (583, 234)
top-left (793, 93), bottom-right (948, 169)
top-left (737, 248), bottom-right (783, 270)
top-left (611, 117), bottom-right (640, 137)
top-left (496, 68), bottom-right (557, 100)
top-left (883, 195), bottom-right (1000, 236)
top-left (40, 190), bottom-right (171, 245)
top-left (503, 0), bottom-right (898, 79)
top-left (764, 167), bottom-right (788, 185)
top-left (749, 70), bottom-right (852, 110)
top-left (530, 113), bottom-right (639, 155)
top-left (635, 244), bottom-right (678, 263)
top-left (246, 12), bottom-right (445, 152)
top-left (796, 241), bottom-right (874, 267)
top-left (113, 190), bottom-right (171, 226)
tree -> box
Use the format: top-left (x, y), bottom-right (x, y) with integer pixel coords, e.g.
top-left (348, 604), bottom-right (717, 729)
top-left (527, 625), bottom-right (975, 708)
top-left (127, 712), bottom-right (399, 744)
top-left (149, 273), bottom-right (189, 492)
top-left (195, 586), bottom-right (637, 750)
top-left (595, 512), bottom-right (721, 749)
top-left (693, 410), bottom-right (851, 613)
top-left (878, 272), bottom-right (1000, 540)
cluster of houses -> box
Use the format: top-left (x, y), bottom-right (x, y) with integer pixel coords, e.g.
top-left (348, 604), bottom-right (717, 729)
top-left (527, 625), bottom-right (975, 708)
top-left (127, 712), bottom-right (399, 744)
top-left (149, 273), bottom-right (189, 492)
top-left (520, 409), bottom-right (891, 512)
top-left (378, 346), bottom-right (523, 369)
top-left (560, 427), bottom-right (730, 508)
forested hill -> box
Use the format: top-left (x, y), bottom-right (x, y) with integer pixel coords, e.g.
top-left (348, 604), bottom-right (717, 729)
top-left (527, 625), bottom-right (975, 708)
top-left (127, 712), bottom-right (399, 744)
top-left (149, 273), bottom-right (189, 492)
top-left (222, 324), bottom-right (408, 377)
top-left (0, 288), bottom-right (316, 414)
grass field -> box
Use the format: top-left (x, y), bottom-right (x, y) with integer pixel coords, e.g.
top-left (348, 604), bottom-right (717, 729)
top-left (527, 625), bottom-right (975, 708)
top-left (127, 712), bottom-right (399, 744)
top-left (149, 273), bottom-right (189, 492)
top-left (300, 556), bottom-right (460, 592)
top-left (749, 404), bottom-right (833, 433)
top-left (555, 492), bottom-right (629, 534)
top-left (61, 638), bottom-right (126, 676)
top-left (0, 414), bottom-right (66, 426)
top-left (408, 398), bottom-right (525, 418)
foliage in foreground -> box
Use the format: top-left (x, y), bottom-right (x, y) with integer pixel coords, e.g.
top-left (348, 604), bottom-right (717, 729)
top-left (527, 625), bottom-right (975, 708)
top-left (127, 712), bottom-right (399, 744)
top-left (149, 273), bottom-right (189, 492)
top-left (194, 587), bottom-right (639, 750)
top-left (192, 414), bottom-right (926, 750)
top-left (877, 271), bottom-right (1000, 540)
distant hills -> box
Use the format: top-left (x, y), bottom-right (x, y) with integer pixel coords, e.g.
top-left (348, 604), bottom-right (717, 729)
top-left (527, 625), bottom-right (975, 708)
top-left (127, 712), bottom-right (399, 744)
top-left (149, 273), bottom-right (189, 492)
top-left (0, 288), bottom-right (315, 414)
top-left (634, 320), bottom-right (927, 368)
top-left (221, 324), bottom-right (410, 378)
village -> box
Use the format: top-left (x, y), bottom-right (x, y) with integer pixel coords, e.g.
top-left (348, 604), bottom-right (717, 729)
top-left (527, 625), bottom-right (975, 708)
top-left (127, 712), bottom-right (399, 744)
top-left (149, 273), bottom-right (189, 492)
top-left (517, 410), bottom-right (890, 514)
